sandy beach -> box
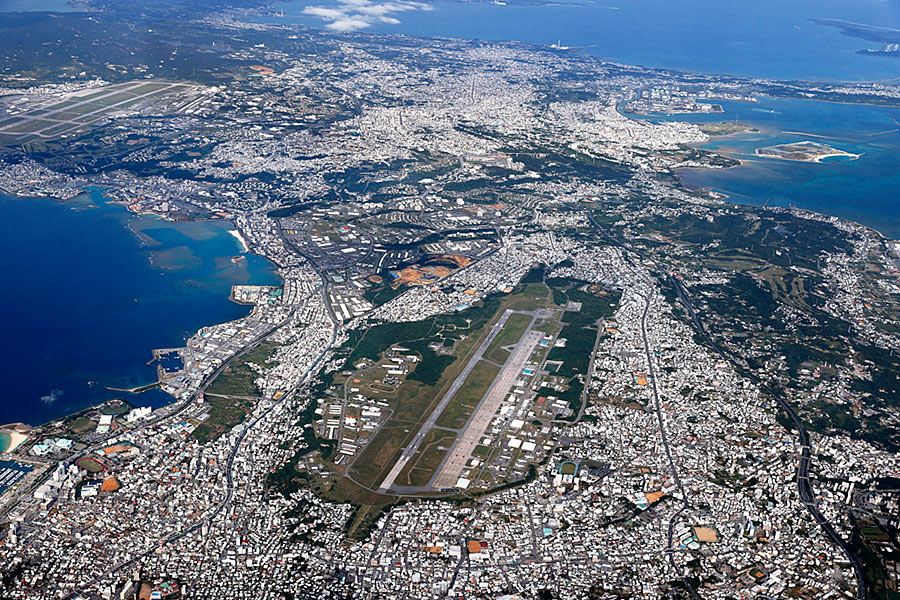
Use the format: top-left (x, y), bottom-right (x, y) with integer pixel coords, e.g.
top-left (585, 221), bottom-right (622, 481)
top-left (228, 229), bottom-right (250, 253)
top-left (0, 431), bottom-right (29, 454)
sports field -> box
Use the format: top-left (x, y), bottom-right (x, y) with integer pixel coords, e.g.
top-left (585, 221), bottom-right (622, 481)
top-left (75, 457), bottom-right (106, 473)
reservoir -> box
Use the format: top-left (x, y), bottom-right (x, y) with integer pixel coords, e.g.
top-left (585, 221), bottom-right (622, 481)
top-left (0, 191), bottom-right (280, 426)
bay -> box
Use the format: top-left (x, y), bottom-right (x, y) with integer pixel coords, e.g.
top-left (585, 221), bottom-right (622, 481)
top-left (646, 97), bottom-right (900, 239)
top-left (0, 191), bottom-right (280, 426)
top-left (268, 0), bottom-right (900, 238)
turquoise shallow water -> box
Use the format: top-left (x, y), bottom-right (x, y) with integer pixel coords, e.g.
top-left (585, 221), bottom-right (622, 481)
top-left (1, 0), bottom-right (898, 428)
top-left (0, 191), bottom-right (280, 426)
top-left (265, 0), bottom-right (900, 239)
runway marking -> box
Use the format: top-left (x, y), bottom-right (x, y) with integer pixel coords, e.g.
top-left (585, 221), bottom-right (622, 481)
top-left (431, 329), bottom-right (543, 490)
top-left (376, 309), bottom-right (519, 493)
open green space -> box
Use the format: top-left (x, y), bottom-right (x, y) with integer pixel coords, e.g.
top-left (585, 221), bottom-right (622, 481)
top-left (706, 248), bottom-right (769, 271)
top-left (204, 341), bottom-right (279, 397)
top-left (486, 347), bottom-right (510, 365)
top-left (67, 416), bottom-right (94, 434)
top-left (193, 340), bottom-right (280, 443)
top-left (397, 429), bottom-right (457, 487)
top-left (76, 457), bottom-right (106, 473)
top-left (484, 312), bottom-right (532, 364)
top-left (542, 278), bottom-right (621, 417)
top-left (343, 282), bottom-right (555, 491)
top-left (505, 283), bottom-right (550, 312)
top-left (472, 444), bottom-right (491, 457)
top-left (193, 394), bottom-right (256, 444)
top-left (436, 360), bottom-right (501, 429)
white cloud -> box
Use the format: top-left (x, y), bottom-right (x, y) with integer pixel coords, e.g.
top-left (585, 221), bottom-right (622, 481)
top-left (326, 17), bottom-right (375, 31)
top-left (40, 388), bottom-right (63, 405)
top-left (355, 4), bottom-right (398, 16)
top-left (302, 0), bottom-right (433, 32)
top-left (303, 6), bottom-right (348, 19)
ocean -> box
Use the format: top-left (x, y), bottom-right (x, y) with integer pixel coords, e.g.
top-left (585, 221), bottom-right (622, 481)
top-left (1, 0), bottom-right (899, 427)
top-left (647, 97), bottom-right (900, 240)
top-left (0, 0), bottom-right (73, 11)
top-left (268, 0), bottom-right (900, 82)
top-left (265, 0), bottom-right (900, 239)
top-left (0, 191), bottom-right (280, 426)
top-left (644, 98), bottom-right (900, 239)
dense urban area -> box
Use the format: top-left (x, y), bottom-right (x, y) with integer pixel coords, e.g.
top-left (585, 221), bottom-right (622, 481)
top-left (0, 2), bottom-right (900, 599)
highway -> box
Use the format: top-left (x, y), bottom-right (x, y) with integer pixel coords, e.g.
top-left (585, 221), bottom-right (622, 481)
top-left (637, 292), bottom-right (700, 599)
top-left (70, 310), bottom-right (336, 598)
top-left (66, 240), bottom-right (342, 598)
top-left (667, 272), bottom-right (868, 600)
top-left (2, 301), bottom-right (299, 527)
top-left (586, 210), bottom-right (865, 599)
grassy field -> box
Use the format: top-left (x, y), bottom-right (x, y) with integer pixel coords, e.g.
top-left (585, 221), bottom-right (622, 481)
top-left (543, 279), bottom-right (621, 416)
top-left (193, 394), bottom-right (256, 443)
top-left (484, 312), bottom-right (532, 364)
top-left (204, 341), bottom-right (279, 397)
top-left (506, 283), bottom-right (551, 312)
top-left (193, 341), bottom-right (279, 443)
top-left (397, 429), bottom-right (457, 487)
top-left (435, 360), bottom-right (500, 429)
top-left (757, 264), bottom-right (812, 311)
top-left (345, 286), bottom-right (552, 490)
top-left (707, 248), bottom-right (769, 271)
top-left (67, 416), bottom-right (94, 434)
top-left (76, 457), bottom-right (106, 472)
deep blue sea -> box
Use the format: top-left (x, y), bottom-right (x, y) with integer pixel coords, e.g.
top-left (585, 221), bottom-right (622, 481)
top-left (0, 191), bottom-right (279, 426)
top-left (264, 0), bottom-right (900, 238)
top-left (269, 0), bottom-right (900, 82)
top-left (2, 0), bottom-right (899, 426)
top-left (0, 0), bottom-right (72, 11)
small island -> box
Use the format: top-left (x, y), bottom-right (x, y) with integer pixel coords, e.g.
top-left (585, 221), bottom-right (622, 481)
top-left (756, 140), bottom-right (859, 163)
top-left (699, 122), bottom-right (759, 136)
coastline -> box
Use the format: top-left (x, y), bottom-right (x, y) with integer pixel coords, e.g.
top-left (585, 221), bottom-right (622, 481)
top-left (2, 87), bottom-right (898, 438)
top-left (0, 166), bottom-right (893, 443)
top-left (755, 150), bottom-right (861, 163)
top-left (0, 431), bottom-right (30, 454)
top-left (638, 99), bottom-right (900, 241)
top-left (673, 171), bottom-right (897, 244)
top-left (0, 190), bottom-right (279, 431)
top-left (228, 229), bottom-right (250, 253)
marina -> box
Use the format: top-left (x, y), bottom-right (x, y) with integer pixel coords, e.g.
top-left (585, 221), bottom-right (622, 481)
top-left (0, 460), bottom-right (32, 495)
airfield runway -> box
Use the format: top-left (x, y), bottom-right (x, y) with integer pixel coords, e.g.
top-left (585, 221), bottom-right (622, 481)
top-left (430, 328), bottom-right (543, 490)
